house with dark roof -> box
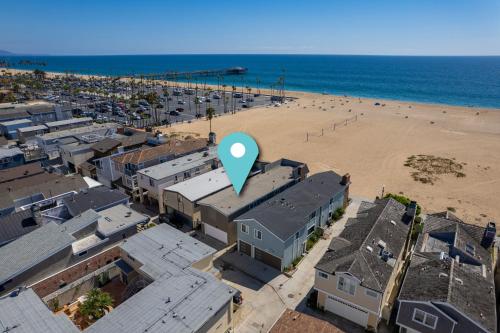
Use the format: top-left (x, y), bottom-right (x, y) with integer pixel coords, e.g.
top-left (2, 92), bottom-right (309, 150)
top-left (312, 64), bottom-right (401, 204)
top-left (396, 212), bottom-right (497, 333)
top-left (314, 198), bottom-right (413, 331)
top-left (62, 186), bottom-right (129, 217)
top-left (198, 159), bottom-right (308, 245)
top-left (234, 171), bottom-right (350, 271)
top-left (0, 147), bottom-right (25, 170)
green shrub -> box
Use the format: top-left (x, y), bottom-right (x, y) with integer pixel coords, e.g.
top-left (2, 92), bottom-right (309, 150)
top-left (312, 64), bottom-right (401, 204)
top-left (384, 193), bottom-right (421, 215)
top-left (332, 207), bottom-right (345, 221)
top-left (291, 255), bottom-right (303, 268)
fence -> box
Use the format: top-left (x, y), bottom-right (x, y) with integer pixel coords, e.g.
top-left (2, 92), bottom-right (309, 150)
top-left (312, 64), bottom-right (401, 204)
top-left (305, 114), bottom-right (358, 142)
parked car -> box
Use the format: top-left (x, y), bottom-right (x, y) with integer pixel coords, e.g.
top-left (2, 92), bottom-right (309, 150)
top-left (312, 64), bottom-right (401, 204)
top-left (178, 100), bottom-right (186, 105)
top-left (176, 107), bottom-right (184, 112)
top-left (169, 110), bottom-right (180, 116)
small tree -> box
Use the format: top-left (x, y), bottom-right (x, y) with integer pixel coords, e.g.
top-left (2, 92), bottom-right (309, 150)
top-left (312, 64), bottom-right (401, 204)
top-left (206, 107), bottom-right (215, 133)
top-left (79, 288), bottom-right (113, 321)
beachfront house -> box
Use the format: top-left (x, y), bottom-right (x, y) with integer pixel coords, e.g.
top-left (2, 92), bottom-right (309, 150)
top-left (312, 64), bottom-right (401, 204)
top-left (163, 167), bottom-right (232, 229)
top-left (234, 171), bottom-right (350, 271)
top-left (197, 159), bottom-right (308, 245)
top-left (314, 198), bottom-right (414, 331)
top-left (396, 212), bottom-right (497, 333)
top-left (137, 147), bottom-right (219, 212)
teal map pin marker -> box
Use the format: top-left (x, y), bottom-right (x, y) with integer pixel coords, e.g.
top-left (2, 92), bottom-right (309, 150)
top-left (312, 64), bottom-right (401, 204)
top-left (218, 132), bottom-right (259, 195)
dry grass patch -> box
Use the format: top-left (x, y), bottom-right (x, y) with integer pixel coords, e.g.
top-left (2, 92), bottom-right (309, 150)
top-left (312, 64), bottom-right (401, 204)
top-left (405, 154), bottom-right (466, 185)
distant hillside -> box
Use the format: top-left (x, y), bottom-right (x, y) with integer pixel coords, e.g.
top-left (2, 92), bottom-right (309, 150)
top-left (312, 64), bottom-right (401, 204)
top-left (0, 50), bottom-right (15, 56)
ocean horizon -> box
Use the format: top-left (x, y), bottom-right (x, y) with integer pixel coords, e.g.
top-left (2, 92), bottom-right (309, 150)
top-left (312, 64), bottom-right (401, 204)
top-left (2, 54), bottom-right (500, 108)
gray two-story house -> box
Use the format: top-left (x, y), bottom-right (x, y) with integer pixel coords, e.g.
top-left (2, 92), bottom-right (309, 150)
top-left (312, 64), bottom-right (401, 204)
top-left (234, 171), bottom-right (350, 271)
top-left (396, 212), bottom-right (497, 333)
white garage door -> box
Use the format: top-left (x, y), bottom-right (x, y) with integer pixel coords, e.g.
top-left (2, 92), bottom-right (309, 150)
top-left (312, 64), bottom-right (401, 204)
top-left (203, 223), bottom-right (228, 244)
top-left (325, 294), bottom-right (369, 328)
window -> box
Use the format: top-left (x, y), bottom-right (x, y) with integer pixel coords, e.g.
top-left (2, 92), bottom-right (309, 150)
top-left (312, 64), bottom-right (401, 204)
top-left (307, 225), bottom-right (315, 235)
top-left (318, 272), bottom-right (328, 279)
top-left (78, 251), bottom-right (88, 257)
top-left (295, 231), bottom-right (300, 239)
top-left (309, 211), bottom-right (317, 219)
top-left (241, 224), bottom-right (249, 234)
top-left (149, 178), bottom-right (154, 187)
top-left (365, 289), bottom-right (379, 298)
top-left (254, 229), bottom-right (262, 240)
top-left (337, 276), bottom-right (356, 295)
top-left (412, 309), bottom-right (438, 329)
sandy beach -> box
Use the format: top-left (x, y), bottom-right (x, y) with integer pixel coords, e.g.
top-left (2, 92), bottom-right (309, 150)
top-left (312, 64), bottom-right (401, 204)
top-left (161, 90), bottom-right (500, 227)
top-left (3, 68), bottom-right (500, 226)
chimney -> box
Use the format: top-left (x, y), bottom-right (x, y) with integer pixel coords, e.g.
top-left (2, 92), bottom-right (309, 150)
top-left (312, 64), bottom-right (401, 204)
top-left (340, 173), bottom-right (351, 186)
top-left (481, 221), bottom-right (496, 248)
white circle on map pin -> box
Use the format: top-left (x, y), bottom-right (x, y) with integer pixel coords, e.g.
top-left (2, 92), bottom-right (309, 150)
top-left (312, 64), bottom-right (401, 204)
top-left (230, 142), bottom-right (246, 158)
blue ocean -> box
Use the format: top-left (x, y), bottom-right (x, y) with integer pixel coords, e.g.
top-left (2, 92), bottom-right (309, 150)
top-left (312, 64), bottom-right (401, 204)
top-left (2, 55), bottom-right (500, 108)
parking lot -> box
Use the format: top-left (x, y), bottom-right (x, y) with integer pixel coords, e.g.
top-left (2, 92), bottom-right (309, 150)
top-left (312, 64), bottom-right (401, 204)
top-left (31, 74), bottom-right (280, 129)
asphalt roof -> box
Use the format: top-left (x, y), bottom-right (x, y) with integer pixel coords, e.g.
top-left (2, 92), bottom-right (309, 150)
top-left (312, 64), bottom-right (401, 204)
top-left (45, 117), bottom-right (92, 128)
top-left (0, 210), bottom-right (38, 246)
top-left (164, 167), bottom-right (232, 202)
top-left (315, 198), bottom-right (411, 292)
top-left (97, 204), bottom-right (148, 237)
top-left (112, 138), bottom-right (208, 165)
top-left (0, 210), bottom-right (99, 285)
top-left (0, 147), bottom-right (23, 158)
top-left (86, 224), bottom-right (236, 333)
top-left (0, 289), bottom-right (79, 333)
top-left (137, 146), bottom-right (217, 180)
top-left (91, 137), bottom-right (121, 153)
top-left (399, 213), bottom-right (497, 333)
top-left (0, 174), bottom-right (88, 210)
top-left (236, 171), bottom-right (347, 241)
top-left (198, 164), bottom-right (295, 217)
top-left (63, 186), bottom-right (130, 216)
top-left (37, 123), bottom-right (120, 141)
top-left (0, 162), bottom-right (44, 184)
top-left (0, 118), bottom-right (32, 126)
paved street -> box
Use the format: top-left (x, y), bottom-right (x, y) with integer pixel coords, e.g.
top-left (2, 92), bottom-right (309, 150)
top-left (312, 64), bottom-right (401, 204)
top-left (217, 198), bottom-right (365, 333)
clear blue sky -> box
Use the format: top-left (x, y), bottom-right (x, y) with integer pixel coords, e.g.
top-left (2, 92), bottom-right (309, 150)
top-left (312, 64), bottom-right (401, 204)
top-left (2, 0), bottom-right (500, 56)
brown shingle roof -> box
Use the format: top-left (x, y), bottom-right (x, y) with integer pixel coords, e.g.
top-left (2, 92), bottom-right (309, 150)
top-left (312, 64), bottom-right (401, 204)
top-left (0, 163), bottom-right (44, 184)
top-left (112, 138), bottom-right (208, 165)
top-left (270, 309), bottom-right (345, 333)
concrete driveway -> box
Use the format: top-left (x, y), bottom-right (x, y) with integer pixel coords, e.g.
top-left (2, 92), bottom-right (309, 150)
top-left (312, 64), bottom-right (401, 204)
top-left (218, 198), bottom-right (365, 333)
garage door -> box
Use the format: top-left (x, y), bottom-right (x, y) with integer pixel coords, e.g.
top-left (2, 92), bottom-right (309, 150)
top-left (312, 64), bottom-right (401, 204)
top-left (203, 223), bottom-right (228, 244)
top-left (325, 294), bottom-right (369, 328)
top-left (239, 240), bottom-right (251, 256)
top-left (254, 247), bottom-right (281, 271)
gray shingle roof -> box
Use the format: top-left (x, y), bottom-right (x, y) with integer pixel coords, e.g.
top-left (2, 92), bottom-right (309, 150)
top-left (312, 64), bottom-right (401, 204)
top-left (399, 214), bottom-right (497, 333)
top-left (62, 186), bottom-right (129, 217)
top-left (0, 210), bottom-right (38, 246)
top-left (236, 171), bottom-right (347, 241)
top-left (315, 198), bottom-right (410, 291)
top-left (0, 289), bottom-right (79, 333)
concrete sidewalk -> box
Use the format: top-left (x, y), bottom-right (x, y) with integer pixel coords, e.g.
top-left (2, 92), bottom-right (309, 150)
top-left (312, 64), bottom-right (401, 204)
top-left (223, 198), bottom-right (366, 333)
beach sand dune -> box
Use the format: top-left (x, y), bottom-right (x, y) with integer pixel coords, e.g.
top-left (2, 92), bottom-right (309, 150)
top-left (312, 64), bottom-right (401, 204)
top-left (161, 91), bottom-right (500, 227)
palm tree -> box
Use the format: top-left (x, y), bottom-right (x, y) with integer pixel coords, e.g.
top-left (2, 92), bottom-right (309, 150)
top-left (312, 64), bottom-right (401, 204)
top-left (206, 106), bottom-right (215, 133)
top-left (231, 85), bottom-right (236, 114)
top-left (79, 288), bottom-right (113, 321)
top-left (145, 91), bottom-right (160, 126)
